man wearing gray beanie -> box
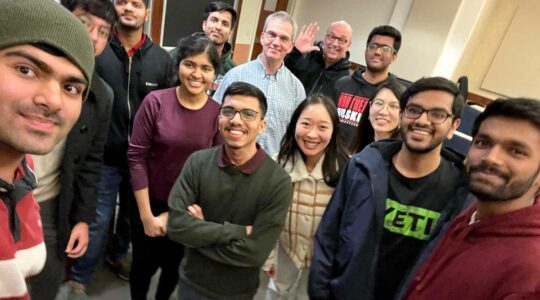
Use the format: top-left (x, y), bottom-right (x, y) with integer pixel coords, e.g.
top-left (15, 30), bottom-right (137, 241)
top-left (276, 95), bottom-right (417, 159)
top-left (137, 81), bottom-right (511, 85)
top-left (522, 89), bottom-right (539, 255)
top-left (0, 0), bottom-right (95, 299)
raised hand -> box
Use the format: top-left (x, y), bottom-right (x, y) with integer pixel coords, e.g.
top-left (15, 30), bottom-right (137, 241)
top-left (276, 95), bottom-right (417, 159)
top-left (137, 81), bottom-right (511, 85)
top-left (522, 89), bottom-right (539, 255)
top-left (295, 22), bottom-right (320, 53)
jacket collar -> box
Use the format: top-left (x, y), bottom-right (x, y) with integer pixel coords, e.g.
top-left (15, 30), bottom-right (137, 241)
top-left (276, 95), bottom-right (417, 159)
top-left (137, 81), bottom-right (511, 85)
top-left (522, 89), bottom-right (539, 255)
top-left (282, 152), bottom-right (325, 183)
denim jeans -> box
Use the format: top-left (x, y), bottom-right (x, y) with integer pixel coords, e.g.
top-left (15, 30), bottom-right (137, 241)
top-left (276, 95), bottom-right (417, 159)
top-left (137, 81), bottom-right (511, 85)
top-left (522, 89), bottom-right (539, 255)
top-left (70, 164), bottom-right (131, 284)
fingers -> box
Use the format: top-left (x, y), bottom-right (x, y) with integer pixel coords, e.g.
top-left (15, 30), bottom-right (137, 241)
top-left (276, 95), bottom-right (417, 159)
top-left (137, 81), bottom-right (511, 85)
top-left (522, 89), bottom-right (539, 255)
top-left (187, 204), bottom-right (204, 220)
top-left (246, 225), bottom-right (253, 235)
top-left (65, 236), bottom-right (88, 258)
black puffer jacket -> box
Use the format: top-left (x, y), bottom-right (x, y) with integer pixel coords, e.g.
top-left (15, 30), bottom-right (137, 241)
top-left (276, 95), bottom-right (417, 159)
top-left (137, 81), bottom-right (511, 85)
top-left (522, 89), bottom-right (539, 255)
top-left (285, 41), bottom-right (350, 97)
top-left (96, 33), bottom-right (173, 168)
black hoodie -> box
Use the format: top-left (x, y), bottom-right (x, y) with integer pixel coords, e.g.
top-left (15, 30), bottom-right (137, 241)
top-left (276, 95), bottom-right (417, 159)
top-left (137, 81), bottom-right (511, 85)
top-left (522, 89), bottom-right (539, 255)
top-left (285, 41), bottom-right (350, 98)
top-left (96, 33), bottom-right (174, 168)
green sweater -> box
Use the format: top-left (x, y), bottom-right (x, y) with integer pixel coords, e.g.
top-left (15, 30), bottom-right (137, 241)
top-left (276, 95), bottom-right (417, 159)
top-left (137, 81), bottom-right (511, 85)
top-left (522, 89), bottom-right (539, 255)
top-left (167, 146), bottom-right (292, 299)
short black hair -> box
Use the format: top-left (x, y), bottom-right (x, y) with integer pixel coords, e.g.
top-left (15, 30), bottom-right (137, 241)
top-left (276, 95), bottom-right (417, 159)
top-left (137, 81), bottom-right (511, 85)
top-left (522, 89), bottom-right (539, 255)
top-left (203, 1), bottom-right (238, 28)
top-left (400, 77), bottom-right (464, 119)
top-left (173, 33), bottom-right (220, 86)
top-left (222, 82), bottom-right (268, 118)
top-left (472, 98), bottom-right (540, 138)
top-left (61, 0), bottom-right (118, 25)
top-left (367, 25), bottom-right (402, 52)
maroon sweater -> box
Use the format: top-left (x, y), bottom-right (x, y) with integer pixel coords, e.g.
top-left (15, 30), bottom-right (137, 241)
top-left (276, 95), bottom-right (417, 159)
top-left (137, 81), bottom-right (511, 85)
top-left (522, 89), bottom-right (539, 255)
top-left (128, 87), bottom-right (222, 201)
top-left (405, 197), bottom-right (540, 300)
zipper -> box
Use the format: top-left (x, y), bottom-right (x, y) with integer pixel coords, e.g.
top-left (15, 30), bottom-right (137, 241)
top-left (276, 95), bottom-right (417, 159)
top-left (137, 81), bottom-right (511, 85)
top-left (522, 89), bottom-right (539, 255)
top-left (126, 56), bottom-right (133, 143)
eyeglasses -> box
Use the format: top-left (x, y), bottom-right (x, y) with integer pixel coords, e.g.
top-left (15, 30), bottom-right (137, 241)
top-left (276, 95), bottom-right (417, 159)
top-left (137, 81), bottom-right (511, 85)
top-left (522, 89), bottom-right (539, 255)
top-left (370, 99), bottom-right (400, 112)
top-left (264, 30), bottom-right (292, 44)
top-left (325, 34), bottom-right (348, 46)
top-left (220, 107), bottom-right (260, 121)
top-left (403, 104), bottom-right (453, 124)
top-left (367, 43), bottom-right (395, 55)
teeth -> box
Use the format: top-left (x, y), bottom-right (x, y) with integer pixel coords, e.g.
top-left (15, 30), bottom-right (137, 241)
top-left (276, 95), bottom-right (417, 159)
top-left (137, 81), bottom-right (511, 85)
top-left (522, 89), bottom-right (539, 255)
top-left (230, 130), bottom-right (243, 135)
top-left (412, 129), bottom-right (430, 135)
top-left (304, 141), bottom-right (318, 149)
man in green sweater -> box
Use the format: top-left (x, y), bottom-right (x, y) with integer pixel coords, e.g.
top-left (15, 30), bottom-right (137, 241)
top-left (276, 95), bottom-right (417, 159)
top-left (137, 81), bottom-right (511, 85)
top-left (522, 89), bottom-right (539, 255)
top-left (167, 82), bottom-right (292, 299)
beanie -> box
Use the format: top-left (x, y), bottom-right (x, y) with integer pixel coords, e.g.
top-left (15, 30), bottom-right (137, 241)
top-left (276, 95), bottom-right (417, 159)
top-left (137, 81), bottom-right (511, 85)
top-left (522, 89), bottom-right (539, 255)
top-left (0, 0), bottom-right (95, 85)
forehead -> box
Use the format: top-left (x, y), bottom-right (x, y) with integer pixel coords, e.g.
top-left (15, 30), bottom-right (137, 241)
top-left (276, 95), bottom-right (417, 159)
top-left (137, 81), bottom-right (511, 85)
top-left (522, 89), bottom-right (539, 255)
top-left (181, 52), bottom-right (211, 64)
top-left (369, 34), bottom-right (394, 46)
top-left (116, 0), bottom-right (146, 7)
top-left (476, 116), bottom-right (540, 150)
top-left (72, 7), bottom-right (112, 28)
top-left (207, 11), bottom-right (232, 23)
top-left (328, 23), bottom-right (351, 39)
top-left (300, 103), bottom-right (332, 121)
top-left (223, 94), bottom-right (262, 112)
top-left (407, 90), bottom-right (454, 111)
top-left (374, 88), bottom-right (399, 102)
top-left (265, 19), bottom-right (293, 38)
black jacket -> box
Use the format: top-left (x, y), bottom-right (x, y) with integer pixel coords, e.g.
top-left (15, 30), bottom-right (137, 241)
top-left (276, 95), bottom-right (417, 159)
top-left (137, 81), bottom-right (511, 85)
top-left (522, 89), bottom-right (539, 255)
top-left (284, 41), bottom-right (350, 97)
top-left (55, 73), bottom-right (113, 255)
top-left (96, 34), bottom-right (173, 168)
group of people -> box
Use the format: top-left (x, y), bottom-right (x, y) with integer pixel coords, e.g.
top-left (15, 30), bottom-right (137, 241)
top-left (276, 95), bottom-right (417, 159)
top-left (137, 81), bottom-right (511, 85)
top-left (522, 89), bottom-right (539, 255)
top-left (1, 1), bottom-right (539, 300)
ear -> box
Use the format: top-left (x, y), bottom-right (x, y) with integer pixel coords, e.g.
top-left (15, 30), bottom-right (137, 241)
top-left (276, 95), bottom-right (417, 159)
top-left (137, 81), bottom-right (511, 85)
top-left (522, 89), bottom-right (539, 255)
top-left (258, 118), bottom-right (267, 135)
top-left (446, 118), bottom-right (461, 139)
top-left (202, 20), bottom-right (207, 31)
top-left (260, 32), bottom-right (265, 45)
top-left (145, 9), bottom-right (150, 22)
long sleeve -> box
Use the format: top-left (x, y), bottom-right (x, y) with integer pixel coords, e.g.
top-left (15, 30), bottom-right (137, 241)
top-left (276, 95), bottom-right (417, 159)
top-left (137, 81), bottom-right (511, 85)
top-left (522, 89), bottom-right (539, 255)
top-left (308, 159), bottom-right (353, 300)
top-left (195, 175), bottom-right (292, 268)
top-left (70, 84), bottom-right (113, 225)
top-left (167, 153), bottom-right (248, 247)
top-left (127, 93), bottom-right (159, 192)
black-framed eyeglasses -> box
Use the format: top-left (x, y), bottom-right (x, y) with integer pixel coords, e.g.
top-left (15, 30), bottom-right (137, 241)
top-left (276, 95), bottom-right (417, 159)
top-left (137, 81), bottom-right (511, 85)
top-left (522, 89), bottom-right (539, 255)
top-left (325, 34), bottom-right (348, 46)
top-left (367, 42), bottom-right (395, 55)
top-left (220, 107), bottom-right (260, 121)
top-left (403, 104), bottom-right (453, 124)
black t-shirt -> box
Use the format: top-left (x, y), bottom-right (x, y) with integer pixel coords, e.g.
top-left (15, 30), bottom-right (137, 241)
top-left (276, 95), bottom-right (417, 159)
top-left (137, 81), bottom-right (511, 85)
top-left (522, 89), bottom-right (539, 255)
top-left (374, 157), bottom-right (460, 300)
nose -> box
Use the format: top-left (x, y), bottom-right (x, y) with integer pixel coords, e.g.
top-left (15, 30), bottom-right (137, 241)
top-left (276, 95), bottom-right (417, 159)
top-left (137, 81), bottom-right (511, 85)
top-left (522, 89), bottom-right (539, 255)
top-left (414, 110), bottom-right (431, 125)
top-left (481, 145), bottom-right (503, 166)
top-left (88, 27), bottom-right (99, 45)
top-left (34, 80), bottom-right (62, 113)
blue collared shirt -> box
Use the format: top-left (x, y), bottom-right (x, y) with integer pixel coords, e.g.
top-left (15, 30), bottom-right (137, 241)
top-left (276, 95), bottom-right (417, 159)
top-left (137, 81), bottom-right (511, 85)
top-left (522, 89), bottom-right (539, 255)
top-left (214, 56), bottom-right (306, 155)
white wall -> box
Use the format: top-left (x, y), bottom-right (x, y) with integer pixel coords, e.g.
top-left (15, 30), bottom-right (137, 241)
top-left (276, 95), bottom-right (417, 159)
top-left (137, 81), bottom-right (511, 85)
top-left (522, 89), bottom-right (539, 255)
top-left (291, 0), bottom-right (400, 64)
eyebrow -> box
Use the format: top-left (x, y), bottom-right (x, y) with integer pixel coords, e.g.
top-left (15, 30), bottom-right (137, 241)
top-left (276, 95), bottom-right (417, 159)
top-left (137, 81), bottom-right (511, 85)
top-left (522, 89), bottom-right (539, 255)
top-left (5, 50), bottom-right (88, 86)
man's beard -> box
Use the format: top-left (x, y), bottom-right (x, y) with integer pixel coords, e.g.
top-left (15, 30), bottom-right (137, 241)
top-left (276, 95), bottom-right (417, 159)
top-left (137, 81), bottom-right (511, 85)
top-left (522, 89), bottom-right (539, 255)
top-left (467, 162), bottom-right (540, 202)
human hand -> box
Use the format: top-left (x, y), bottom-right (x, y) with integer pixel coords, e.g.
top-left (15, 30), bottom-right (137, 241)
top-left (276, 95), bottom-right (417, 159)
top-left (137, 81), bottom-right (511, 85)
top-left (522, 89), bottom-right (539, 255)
top-left (141, 214), bottom-right (166, 237)
top-left (157, 212), bottom-right (169, 234)
top-left (187, 204), bottom-right (205, 220)
top-left (246, 225), bottom-right (253, 236)
top-left (65, 222), bottom-right (89, 258)
top-left (295, 22), bottom-right (320, 53)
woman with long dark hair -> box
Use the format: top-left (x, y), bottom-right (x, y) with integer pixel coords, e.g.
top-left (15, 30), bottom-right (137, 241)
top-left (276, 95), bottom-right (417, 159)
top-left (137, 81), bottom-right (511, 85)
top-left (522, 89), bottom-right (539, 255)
top-left (264, 95), bottom-right (348, 299)
top-left (349, 79), bottom-right (405, 153)
top-left (127, 34), bottom-right (222, 300)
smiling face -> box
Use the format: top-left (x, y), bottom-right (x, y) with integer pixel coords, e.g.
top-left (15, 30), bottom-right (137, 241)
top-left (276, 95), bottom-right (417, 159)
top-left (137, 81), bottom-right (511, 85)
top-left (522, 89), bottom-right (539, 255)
top-left (369, 88), bottom-right (400, 140)
top-left (365, 34), bottom-right (396, 73)
top-left (219, 94), bottom-right (266, 151)
top-left (203, 11), bottom-right (233, 46)
top-left (466, 116), bottom-right (540, 203)
top-left (178, 52), bottom-right (215, 97)
top-left (114, 0), bottom-right (148, 31)
top-left (322, 22), bottom-right (352, 66)
top-left (295, 103), bottom-right (333, 166)
top-left (400, 90), bottom-right (460, 154)
top-left (0, 45), bottom-right (86, 155)
top-left (260, 19), bottom-right (294, 64)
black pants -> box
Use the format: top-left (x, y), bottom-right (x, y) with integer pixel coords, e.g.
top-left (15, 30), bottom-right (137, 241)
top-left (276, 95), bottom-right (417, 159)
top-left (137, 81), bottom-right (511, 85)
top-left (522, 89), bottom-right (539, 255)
top-left (29, 198), bottom-right (65, 300)
top-left (128, 197), bottom-right (184, 300)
